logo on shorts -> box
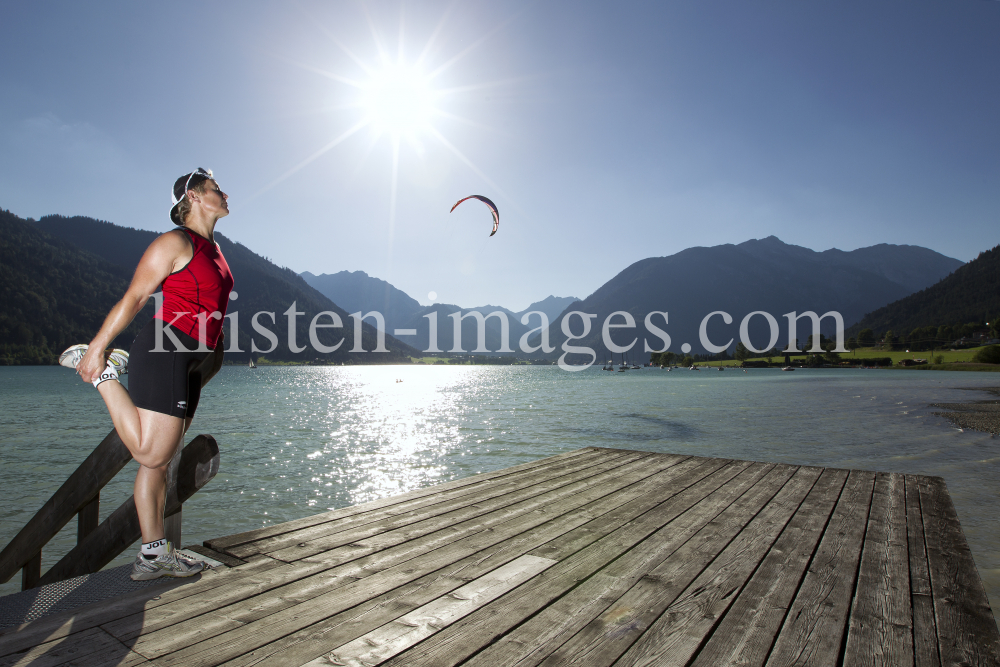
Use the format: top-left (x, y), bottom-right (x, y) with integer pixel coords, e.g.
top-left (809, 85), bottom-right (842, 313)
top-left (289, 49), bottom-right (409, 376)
top-left (177, 400), bottom-right (187, 409)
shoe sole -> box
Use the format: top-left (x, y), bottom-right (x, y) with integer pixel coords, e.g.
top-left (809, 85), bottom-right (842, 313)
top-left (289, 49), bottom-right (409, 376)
top-left (58, 345), bottom-right (89, 369)
top-left (130, 565), bottom-right (204, 581)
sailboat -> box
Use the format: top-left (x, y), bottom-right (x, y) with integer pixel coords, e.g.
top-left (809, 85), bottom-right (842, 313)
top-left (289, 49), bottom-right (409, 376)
top-left (248, 357), bottom-right (257, 369)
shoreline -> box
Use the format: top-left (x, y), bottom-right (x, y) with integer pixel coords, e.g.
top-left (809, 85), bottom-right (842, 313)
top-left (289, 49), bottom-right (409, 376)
top-left (931, 387), bottom-right (1000, 436)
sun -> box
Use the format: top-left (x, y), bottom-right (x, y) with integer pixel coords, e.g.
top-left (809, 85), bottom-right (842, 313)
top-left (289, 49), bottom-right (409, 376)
top-left (256, 7), bottom-right (516, 210)
top-left (361, 63), bottom-right (434, 137)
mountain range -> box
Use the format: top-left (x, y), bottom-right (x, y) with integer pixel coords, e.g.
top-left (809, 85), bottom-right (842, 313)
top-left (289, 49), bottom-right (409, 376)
top-left (300, 270), bottom-right (577, 335)
top-left (535, 236), bottom-right (964, 363)
top-left (847, 244), bottom-right (1000, 338)
top-left (300, 270), bottom-right (578, 353)
top-left (1, 204), bottom-right (978, 365)
top-left (302, 238), bottom-right (965, 360)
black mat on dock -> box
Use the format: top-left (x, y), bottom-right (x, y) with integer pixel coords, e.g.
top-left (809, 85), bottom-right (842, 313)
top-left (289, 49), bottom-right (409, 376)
top-left (0, 447), bottom-right (997, 666)
top-left (0, 549), bottom-right (225, 631)
top-left (0, 564), bottom-right (169, 631)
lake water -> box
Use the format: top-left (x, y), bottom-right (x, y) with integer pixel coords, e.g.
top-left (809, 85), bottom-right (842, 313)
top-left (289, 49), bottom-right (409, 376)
top-left (1, 365), bottom-right (999, 615)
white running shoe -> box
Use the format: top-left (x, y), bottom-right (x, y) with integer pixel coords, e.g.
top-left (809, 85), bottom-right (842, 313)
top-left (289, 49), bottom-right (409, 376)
top-left (58, 345), bottom-right (129, 375)
top-left (59, 344), bottom-right (88, 369)
top-left (130, 543), bottom-right (206, 581)
top-left (106, 349), bottom-right (129, 376)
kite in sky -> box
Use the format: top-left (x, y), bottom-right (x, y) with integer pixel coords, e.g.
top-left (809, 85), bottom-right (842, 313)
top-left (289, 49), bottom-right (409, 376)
top-left (450, 195), bottom-right (499, 237)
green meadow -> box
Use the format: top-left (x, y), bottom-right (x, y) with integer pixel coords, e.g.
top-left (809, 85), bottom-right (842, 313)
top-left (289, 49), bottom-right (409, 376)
top-left (695, 346), bottom-right (996, 369)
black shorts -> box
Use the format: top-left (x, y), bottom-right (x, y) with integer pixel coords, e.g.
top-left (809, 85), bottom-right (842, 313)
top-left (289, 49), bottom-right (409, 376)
top-left (129, 320), bottom-right (214, 418)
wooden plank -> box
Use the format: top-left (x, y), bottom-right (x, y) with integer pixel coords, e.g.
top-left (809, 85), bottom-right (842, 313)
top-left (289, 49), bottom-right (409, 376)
top-left (0, 626), bottom-right (149, 666)
top-left (919, 475), bottom-right (1000, 666)
top-left (688, 468), bottom-right (849, 667)
top-left (0, 555), bottom-right (284, 658)
top-left (218, 545), bottom-right (545, 667)
top-left (407, 461), bottom-right (777, 667)
top-left (181, 544), bottom-right (246, 568)
top-left (213, 457), bottom-right (736, 667)
top-left (764, 469), bottom-right (876, 667)
top-left (842, 472), bottom-right (913, 666)
top-left (0, 626), bottom-right (121, 667)
top-left (546, 465), bottom-right (818, 667)
top-left (103, 452), bottom-right (669, 645)
top-left (254, 450), bottom-right (646, 561)
top-left (126, 453), bottom-right (687, 664)
top-left (529, 459), bottom-right (742, 564)
top-left (205, 447), bottom-right (601, 552)
top-left (60, 650), bottom-right (150, 667)
top-left (905, 474), bottom-right (941, 667)
top-left (308, 555), bottom-right (556, 667)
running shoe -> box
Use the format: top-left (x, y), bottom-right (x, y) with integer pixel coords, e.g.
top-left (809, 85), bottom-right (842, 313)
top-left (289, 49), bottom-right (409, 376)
top-left (130, 543), bottom-right (206, 581)
top-left (58, 344), bottom-right (88, 369)
top-left (106, 348), bottom-right (129, 376)
top-left (58, 345), bottom-right (129, 375)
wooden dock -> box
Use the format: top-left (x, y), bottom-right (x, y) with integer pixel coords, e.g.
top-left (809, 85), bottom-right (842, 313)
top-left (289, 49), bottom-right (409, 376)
top-left (1, 447), bottom-right (997, 666)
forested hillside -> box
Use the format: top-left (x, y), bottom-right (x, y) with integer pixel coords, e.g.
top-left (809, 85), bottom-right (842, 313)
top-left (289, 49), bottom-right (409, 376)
top-left (2, 212), bottom-right (417, 364)
top-left (0, 210), bottom-right (149, 363)
top-left (847, 244), bottom-right (1000, 338)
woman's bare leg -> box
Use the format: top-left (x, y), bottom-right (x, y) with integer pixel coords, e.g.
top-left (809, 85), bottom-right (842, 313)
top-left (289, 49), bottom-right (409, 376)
top-left (96, 379), bottom-right (190, 543)
top-left (132, 414), bottom-right (195, 544)
top-left (135, 463), bottom-right (170, 544)
top-left (97, 380), bottom-right (142, 454)
top-left (96, 381), bottom-right (185, 468)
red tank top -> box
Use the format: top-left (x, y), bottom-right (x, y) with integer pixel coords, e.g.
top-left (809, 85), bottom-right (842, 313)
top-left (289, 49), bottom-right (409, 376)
top-left (154, 228), bottom-right (234, 349)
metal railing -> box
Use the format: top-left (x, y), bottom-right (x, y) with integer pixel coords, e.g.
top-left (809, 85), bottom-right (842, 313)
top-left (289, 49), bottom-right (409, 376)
top-left (0, 345), bottom-right (224, 590)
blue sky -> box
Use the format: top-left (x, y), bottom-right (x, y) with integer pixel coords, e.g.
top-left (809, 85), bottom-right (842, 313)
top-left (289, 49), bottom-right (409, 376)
top-left (2, 1), bottom-right (997, 312)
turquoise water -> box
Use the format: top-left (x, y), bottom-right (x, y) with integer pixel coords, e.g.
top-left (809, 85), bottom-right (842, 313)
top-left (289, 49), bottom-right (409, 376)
top-left (1, 365), bottom-right (999, 611)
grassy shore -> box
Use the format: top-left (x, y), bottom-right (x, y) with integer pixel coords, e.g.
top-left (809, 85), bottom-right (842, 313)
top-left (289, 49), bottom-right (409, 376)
top-left (901, 363), bottom-right (1000, 372)
top-left (696, 346), bottom-right (995, 369)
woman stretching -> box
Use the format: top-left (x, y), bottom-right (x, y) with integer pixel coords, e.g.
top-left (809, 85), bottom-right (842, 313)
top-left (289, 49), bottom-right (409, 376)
top-left (61, 168), bottom-right (233, 580)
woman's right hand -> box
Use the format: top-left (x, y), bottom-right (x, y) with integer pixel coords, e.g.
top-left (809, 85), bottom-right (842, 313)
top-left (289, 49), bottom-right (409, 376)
top-left (77, 346), bottom-right (106, 384)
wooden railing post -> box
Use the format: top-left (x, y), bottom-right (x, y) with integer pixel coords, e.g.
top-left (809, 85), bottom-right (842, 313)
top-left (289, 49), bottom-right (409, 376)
top-left (164, 508), bottom-right (182, 548)
top-left (21, 552), bottom-right (41, 590)
top-left (78, 493), bottom-right (99, 543)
